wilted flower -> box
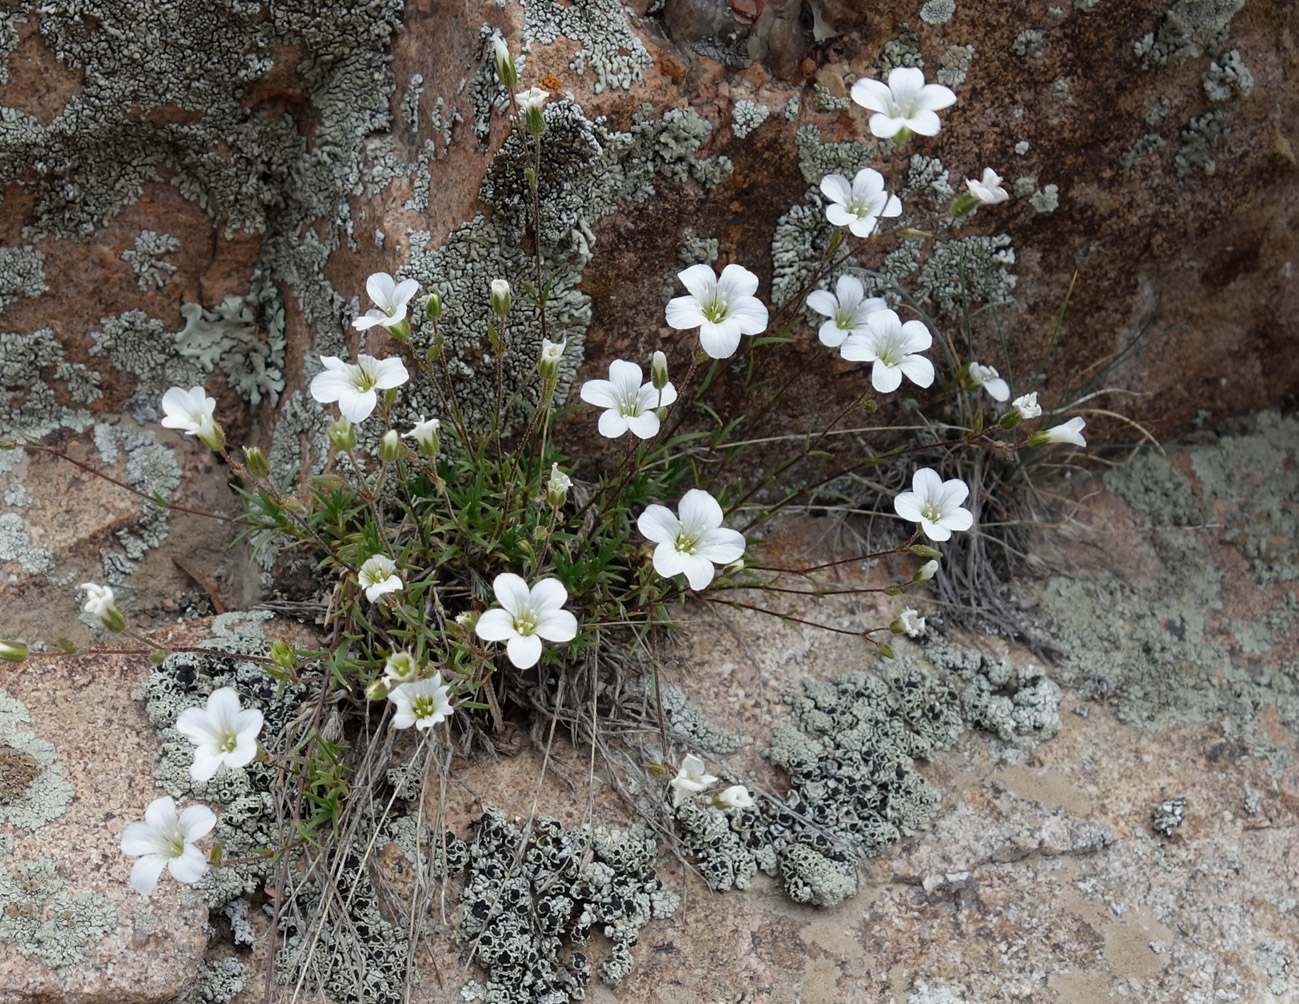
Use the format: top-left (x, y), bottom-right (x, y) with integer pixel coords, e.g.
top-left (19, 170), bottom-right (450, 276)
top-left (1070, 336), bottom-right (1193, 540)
top-left (968, 362), bottom-right (1010, 402)
top-left (175, 687), bottom-right (264, 782)
top-left (539, 339), bottom-right (566, 381)
top-left (1011, 392), bottom-right (1041, 420)
top-left (1029, 416), bottom-right (1087, 448)
top-left (893, 468), bottom-right (975, 542)
top-left (475, 573), bottom-right (578, 669)
top-left (121, 796), bottom-right (216, 896)
top-left (388, 674), bottom-right (454, 731)
top-left (805, 274), bottom-right (887, 349)
top-left (309, 355), bottom-right (410, 424)
top-left (353, 272), bottom-right (419, 331)
top-left (515, 86), bottom-right (548, 112)
top-left (637, 489), bottom-right (746, 591)
top-left (580, 360), bottom-right (678, 440)
top-left (80, 582), bottom-right (125, 632)
top-left (670, 754), bottom-right (718, 807)
top-left (713, 784), bottom-right (755, 810)
top-left (358, 554), bottom-right (403, 602)
top-left (894, 607), bottom-right (926, 638)
top-left (850, 66), bottom-right (957, 139)
top-left (841, 310), bottom-right (935, 393)
top-left (665, 263), bottom-right (769, 360)
top-left (819, 168), bottom-right (902, 238)
top-left (160, 386), bottom-right (224, 450)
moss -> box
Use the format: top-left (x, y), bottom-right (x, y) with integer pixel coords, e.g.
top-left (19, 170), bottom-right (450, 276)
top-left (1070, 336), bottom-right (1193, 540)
top-left (121, 230), bottom-right (180, 291)
top-left (1174, 109), bottom-right (1230, 177)
top-left (0, 691), bottom-right (75, 831)
top-left (0, 834), bottom-right (118, 968)
top-left (1134, 0), bottom-right (1245, 68)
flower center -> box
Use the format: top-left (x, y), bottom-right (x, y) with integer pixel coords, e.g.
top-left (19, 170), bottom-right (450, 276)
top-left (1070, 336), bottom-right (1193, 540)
top-left (352, 365), bottom-right (378, 393)
top-left (164, 835), bottom-right (186, 860)
top-left (411, 695), bottom-right (437, 719)
top-left (217, 731), bottom-right (239, 754)
top-left (618, 389), bottom-right (642, 418)
top-left (513, 609), bottom-right (539, 637)
top-left (921, 502), bottom-right (944, 524)
top-left (874, 334), bottom-right (904, 366)
top-left (673, 529), bottom-right (702, 554)
top-left (701, 293), bottom-right (730, 324)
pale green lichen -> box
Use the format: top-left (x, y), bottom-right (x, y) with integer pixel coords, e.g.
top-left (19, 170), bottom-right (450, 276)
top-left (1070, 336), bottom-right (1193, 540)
top-left (1121, 132), bottom-right (1167, 170)
top-left (0, 691), bottom-right (75, 830)
top-left (121, 231), bottom-right (180, 291)
top-left (937, 44), bottom-right (974, 88)
top-left (1029, 183), bottom-right (1059, 213)
top-left (176, 294), bottom-right (286, 405)
top-left (0, 246), bottom-right (47, 309)
top-left (879, 27), bottom-right (923, 75)
top-left (91, 422), bottom-right (182, 583)
top-left (524, 0), bottom-right (652, 95)
top-left (174, 957), bottom-right (248, 1004)
top-left (0, 8), bottom-right (25, 84)
top-left (920, 0), bottom-right (956, 26)
top-left (731, 99), bottom-right (769, 140)
top-left (0, 513), bottom-right (55, 576)
top-left (1012, 29), bottom-right (1046, 59)
top-left (0, 834), bottom-right (119, 968)
top-left (1202, 47), bottom-right (1254, 101)
top-left (1175, 109), bottom-right (1230, 177)
top-left (1134, 0), bottom-right (1244, 68)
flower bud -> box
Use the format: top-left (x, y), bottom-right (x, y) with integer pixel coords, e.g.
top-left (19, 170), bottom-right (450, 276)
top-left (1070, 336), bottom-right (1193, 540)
top-left (949, 192), bottom-right (981, 218)
top-left (385, 318), bottom-right (411, 342)
top-left (149, 648), bottom-right (168, 666)
top-left (0, 641), bottom-right (27, 663)
top-left (546, 463), bottom-right (571, 509)
top-left (0, 438), bottom-right (15, 450)
top-left (877, 643), bottom-right (896, 659)
top-left (243, 446), bottom-right (270, 480)
top-left (270, 639), bottom-right (296, 669)
top-left (425, 291), bottom-right (442, 321)
top-left (651, 350), bottom-right (669, 391)
top-left (913, 559), bottom-right (939, 583)
top-left (885, 584), bottom-right (901, 596)
top-left (379, 429), bottom-right (404, 462)
top-left (490, 278), bottom-right (511, 316)
top-left (492, 36), bottom-right (517, 89)
top-left (328, 417), bottom-right (356, 451)
top-left (999, 408), bottom-right (1023, 430)
top-left (524, 105), bottom-right (545, 136)
top-left (364, 678), bottom-right (389, 702)
top-left (713, 784), bottom-right (755, 810)
top-left (644, 761), bottom-right (669, 779)
top-left (539, 339), bottom-right (565, 382)
top-left (907, 544), bottom-right (943, 560)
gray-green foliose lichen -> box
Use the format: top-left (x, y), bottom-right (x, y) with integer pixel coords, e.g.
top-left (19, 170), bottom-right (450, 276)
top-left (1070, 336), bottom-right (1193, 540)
top-left (173, 957), bottom-right (248, 1004)
top-left (0, 833), bottom-right (119, 968)
top-left (937, 45), bottom-right (974, 88)
top-left (0, 690), bottom-right (76, 830)
top-left (424, 808), bottom-right (678, 1003)
top-left (1134, 0), bottom-right (1244, 68)
top-left (176, 294), bottom-right (286, 405)
top-left (1031, 412), bottom-right (1299, 767)
top-left (1012, 29), bottom-right (1046, 59)
top-left (121, 230), bottom-right (181, 291)
top-left (0, 245), bottom-right (47, 309)
top-left (731, 99), bottom-right (770, 140)
top-left (524, 0), bottom-right (653, 95)
top-left (1175, 109), bottom-right (1230, 176)
top-left (91, 420), bottom-right (182, 584)
top-left (919, 0), bottom-right (956, 26)
top-left (1202, 47), bottom-right (1254, 101)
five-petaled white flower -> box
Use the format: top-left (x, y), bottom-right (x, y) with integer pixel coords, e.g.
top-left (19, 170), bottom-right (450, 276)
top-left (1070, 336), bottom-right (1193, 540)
top-left (893, 468), bottom-right (975, 542)
top-left (841, 310), bottom-right (935, 393)
top-left (515, 87), bottom-right (548, 113)
top-left (966, 168), bottom-right (1009, 205)
top-left (670, 754), bottom-right (718, 807)
top-left (353, 272), bottom-right (420, 331)
top-left (160, 386), bottom-right (221, 448)
top-left (175, 687), bottom-right (264, 782)
top-left (1011, 392), bottom-right (1041, 419)
top-left (1037, 416), bottom-right (1087, 447)
top-left (310, 354), bottom-right (410, 424)
top-left (665, 263), bottom-right (769, 360)
top-left (714, 784), bottom-right (755, 810)
top-left (850, 67), bottom-right (957, 139)
top-left (358, 554), bottom-right (403, 602)
top-left (638, 489), bottom-right (746, 591)
top-left (968, 362), bottom-right (1010, 402)
top-left (580, 360), bottom-right (679, 440)
top-left (382, 651), bottom-right (420, 688)
top-left (897, 607), bottom-right (926, 638)
top-left (388, 674), bottom-right (454, 731)
top-left (820, 169), bottom-right (902, 239)
top-left (805, 274), bottom-right (887, 348)
top-left (475, 573), bottom-right (578, 669)
top-left (120, 796), bottom-right (216, 896)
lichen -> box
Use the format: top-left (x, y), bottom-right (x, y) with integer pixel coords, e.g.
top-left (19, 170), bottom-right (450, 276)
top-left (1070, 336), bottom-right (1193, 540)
top-left (91, 421), bottom-right (182, 583)
top-left (1134, 0), bottom-right (1245, 68)
top-left (0, 246), bottom-right (47, 310)
top-left (176, 294), bottom-right (286, 405)
top-left (730, 98), bottom-right (769, 140)
top-left (1202, 47), bottom-right (1254, 101)
top-left (1029, 183), bottom-right (1059, 213)
top-left (920, 0), bottom-right (956, 26)
top-left (0, 691), bottom-right (76, 830)
top-left (0, 834), bottom-right (118, 968)
top-left (1120, 132), bottom-right (1168, 171)
top-left (878, 27), bottom-right (923, 75)
top-left (936, 45), bottom-right (974, 88)
top-left (1012, 29), bottom-right (1046, 59)
top-left (523, 0), bottom-right (653, 95)
top-left (1174, 109), bottom-right (1230, 177)
top-left (174, 957), bottom-right (248, 1004)
top-left (121, 230), bottom-right (181, 291)
top-left (0, 512), bottom-right (55, 576)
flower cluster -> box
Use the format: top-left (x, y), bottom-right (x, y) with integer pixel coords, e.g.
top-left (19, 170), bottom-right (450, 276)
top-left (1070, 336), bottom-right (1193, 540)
top-left (668, 754), bottom-right (754, 811)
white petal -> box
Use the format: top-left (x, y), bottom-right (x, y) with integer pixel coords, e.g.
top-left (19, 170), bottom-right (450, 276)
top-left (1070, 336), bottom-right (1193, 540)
top-left (475, 608), bottom-right (515, 642)
top-left (677, 264), bottom-right (719, 301)
top-left (907, 109), bottom-right (943, 136)
top-left (336, 388), bottom-right (378, 424)
top-left (367, 272), bottom-right (396, 308)
top-left (677, 489), bottom-right (724, 533)
top-left (175, 706), bottom-right (219, 745)
top-left (805, 289), bottom-right (838, 319)
top-left (819, 173), bottom-right (851, 205)
top-left (914, 82), bottom-right (958, 112)
top-left (651, 542), bottom-right (690, 579)
top-left (638, 505), bottom-right (681, 544)
top-left (868, 113), bottom-right (906, 139)
top-left (492, 573), bottom-right (531, 615)
top-left (834, 274), bottom-right (864, 306)
top-left (881, 194), bottom-right (903, 218)
top-left (886, 66), bottom-right (926, 103)
top-left (717, 263), bottom-right (759, 298)
top-left (189, 750), bottom-right (222, 782)
top-left (839, 333), bottom-right (877, 362)
top-left (939, 508), bottom-right (974, 533)
top-left (506, 633), bottom-right (543, 669)
top-left (825, 204), bottom-right (855, 229)
top-left (893, 490), bottom-right (924, 523)
top-left (937, 477), bottom-right (970, 509)
top-left (985, 377), bottom-right (1010, 402)
top-left (309, 369), bottom-right (353, 405)
top-left (535, 608), bottom-right (578, 643)
top-left (168, 844), bottom-right (209, 885)
top-left (728, 297), bottom-right (769, 335)
top-left (921, 518), bottom-right (953, 542)
top-left (130, 855), bottom-right (168, 896)
top-left (529, 577), bottom-right (569, 613)
top-left (911, 467), bottom-right (944, 499)
top-left (849, 77), bottom-right (892, 114)
top-left (392, 278), bottom-right (420, 307)
top-left (664, 296), bottom-right (707, 330)
top-left (625, 412), bottom-right (661, 439)
top-left (579, 379), bottom-right (619, 409)
top-left (898, 354), bottom-right (935, 388)
top-left (177, 804), bottom-right (217, 841)
top-left (371, 357), bottom-right (410, 390)
top-left (143, 796), bottom-right (177, 832)
top-left (698, 321), bottom-right (741, 360)
top-left (848, 215), bottom-right (878, 238)
top-left (206, 687), bottom-right (240, 729)
top-left (607, 359), bottom-right (644, 395)
top-left (597, 410), bottom-right (631, 439)
top-left (819, 319), bottom-right (848, 348)
top-left (851, 167), bottom-right (885, 199)
top-left (681, 554), bottom-right (717, 591)
top-left (121, 822), bottom-right (169, 857)
top-left (695, 527), bottom-right (746, 564)
top-left (899, 320), bottom-right (932, 354)
top-left (871, 361), bottom-right (903, 393)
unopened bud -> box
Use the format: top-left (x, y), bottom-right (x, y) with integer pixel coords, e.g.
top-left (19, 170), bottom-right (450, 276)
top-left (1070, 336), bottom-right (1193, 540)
top-left (913, 559), bottom-right (939, 583)
top-left (270, 639), bottom-right (296, 669)
top-left (386, 318), bottom-right (411, 342)
top-left (539, 339), bottom-right (565, 381)
top-left (101, 606), bottom-right (127, 633)
top-left (908, 544), bottom-right (942, 559)
top-left (651, 350), bottom-right (669, 391)
top-left (455, 610), bottom-right (479, 632)
top-left (243, 446), bottom-right (270, 480)
top-left (328, 417), bottom-right (356, 451)
top-left (425, 292), bottom-right (442, 321)
top-left (877, 643), bottom-right (897, 659)
top-left (492, 36), bottom-right (517, 89)
top-left (885, 584), bottom-right (902, 596)
top-left (379, 429), bottom-right (404, 462)
top-left (490, 278), bottom-right (511, 316)
top-left (546, 463), bottom-right (571, 509)
top-left (365, 678), bottom-right (389, 702)
top-left (999, 408), bottom-right (1023, 430)
top-left (949, 192), bottom-right (981, 218)
top-left (149, 648), bottom-right (168, 666)
top-left (645, 761), bottom-right (669, 779)
top-left (0, 438), bottom-right (15, 450)
top-left (0, 641), bottom-right (27, 663)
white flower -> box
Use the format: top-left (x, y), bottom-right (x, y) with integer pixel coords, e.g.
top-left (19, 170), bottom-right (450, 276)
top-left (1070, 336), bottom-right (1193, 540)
top-left (898, 607), bottom-right (926, 638)
top-left (388, 674), bottom-right (454, 731)
top-left (404, 415), bottom-right (441, 456)
top-left (665, 263), bottom-right (769, 360)
top-left (382, 651), bottom-right (420, 688)
top-left (546, 463), bottom-right (572, 508)
top-left (540, 339), bottom-right (566, 365)
top-left (841, 310), bottom-right (935, 393)
top-left (805, 275), bottom-right (887, 349)
top-left (353, 272), bottom-right (419, 331)
top-left (309, 354), bottom-right (410, 424)
top-left (966, 168), bottom-right (1009, 205)
top-left (120, 796), bottom-right (216, 896)
top-left (850, 66), bottom-right (957, 139)
top-left (475, 573), bottom-right (578, 669)
top-left (914, 559), bottom-right (939, 582)
top-left (579, 360), bottom-right (679, 440)
top-left (80, 583), bottom-right (116, 621)
top-left (1039, 416), bottom-right (1087, 447)
top-left (968, 362), bottom-right (1010, 402)
top-left (893, 468), bottom-right (975, 542)
top-left (819, 169), bottom-right (902, 238)
top-left (670, 754), bottom-right (718, 807)
top-left (515, 86), bottom-right (548, 112)
top-left (637, 489), bottom-right (746, 591)
top-left (160, 386), bottom-right (219, 445)
top-left (358, 554), bottom-right (403, 602)
top-left (1011, 392), bottom-right (1041, 419)
top-left (174, 687), bottom-right (264, 782)
top-left (714, 784), bottom-right (755, 810)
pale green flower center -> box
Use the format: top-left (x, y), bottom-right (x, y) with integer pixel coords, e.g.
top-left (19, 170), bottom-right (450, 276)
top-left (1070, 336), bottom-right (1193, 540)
top-left (164, 835), bottom-right (186, 859)
top-left (352, 365), bottom-right (378, 392)
top-left (217, 731), bottom-right (239, 754)
top-left (673, 530), bottom-right (702, 554)
top-left (701, 293), bottom-right (730, 324)
top-left (513, 609), bottom-right (539, 637)
top-left (411, 695), bottom-right (438, 719)
top-left (921, 502), bottom-right (943, 524)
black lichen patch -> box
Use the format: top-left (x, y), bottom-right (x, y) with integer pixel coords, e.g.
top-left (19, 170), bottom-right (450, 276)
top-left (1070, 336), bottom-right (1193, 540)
top-left (449, 809), bottom-right (678, 1003)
